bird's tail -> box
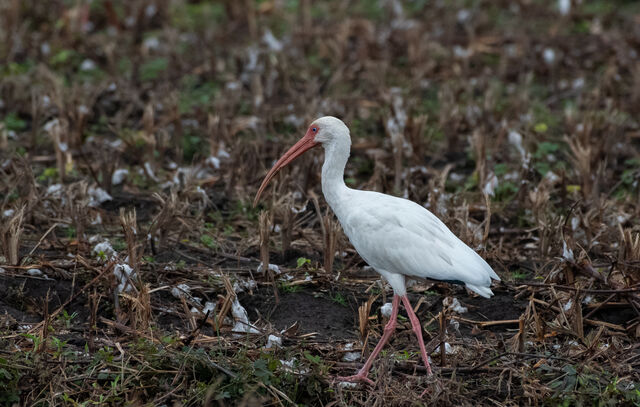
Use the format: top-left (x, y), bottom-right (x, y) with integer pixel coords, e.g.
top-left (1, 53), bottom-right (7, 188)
top-left (465, 283), bottom-right (495, 298)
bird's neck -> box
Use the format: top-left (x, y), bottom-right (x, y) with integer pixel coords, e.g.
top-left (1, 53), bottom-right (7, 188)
top-left (321, 139), bottom-right (351, 213)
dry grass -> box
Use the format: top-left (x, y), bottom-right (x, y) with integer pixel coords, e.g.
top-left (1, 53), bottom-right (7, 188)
top-left (1, 0), bottom-right (640, 405)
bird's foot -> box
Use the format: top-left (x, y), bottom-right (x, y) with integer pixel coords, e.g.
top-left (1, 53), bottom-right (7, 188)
top-left (335, 373), bottom-right (375, 386)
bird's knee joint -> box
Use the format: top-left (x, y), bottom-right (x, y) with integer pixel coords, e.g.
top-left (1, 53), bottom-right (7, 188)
top-left (383, 322), bottom-right (396, 332)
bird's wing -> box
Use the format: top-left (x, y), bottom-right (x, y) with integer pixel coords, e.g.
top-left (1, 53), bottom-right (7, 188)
top-left (340, 191), bottom-right (499, 290)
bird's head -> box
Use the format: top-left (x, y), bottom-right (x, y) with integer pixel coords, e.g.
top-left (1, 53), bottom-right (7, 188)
top-left (253, 116), bottom-right (349, 206)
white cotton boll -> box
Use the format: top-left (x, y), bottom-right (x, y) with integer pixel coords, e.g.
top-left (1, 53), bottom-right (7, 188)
top-left (47, 184), bottom-right (63, 196)
top-left (226, 81), bottom-right (241, 91)
top-left (291, 205), bottom-right (306, 214)
top-left (284, 114), bottom-right (304, 128)
top-left (257, 262), bottom-right (281, 274)
top-left (217, 148), bottom-right (230, 159)
top-left (91, 213), bottom-right (102, 225)
top-left (562, 241), bottom-right (574, 262)
top-left (434, 343), bottom-right (455, 355)
top-left (558, 0), bottom-right (570, 15)
top-left (144, 162), bottom-right (158, 181)
top-left (206, 156), bottom-right (220, 169)
top-left (171, 284), bottom-right (191, 299)
top-left (113, 263), bottom-right (135, 294)
top-left (88, 186), bottom-right (113, 207)
top-left (543, 48), bottom-right (556, 65)
top-left (453, 46), bottom-right (472, 59)
top-left (343, 350), bottom-right (360, 362)
top-left (231, 298), bottom-right (260, 334)
top-left (28, 268), bottom-right (44, 277)
top-left (145, 4), bottom-right (157, 17)
top-left (78, 105), bottom-right (90, 115)
top-left (192, 301), bottom-right (216, 316)
top-left (444, 297), bottom-right (468, 314)
top-left (483, 173), bottom-right (499, 197)
top-left (92, 241), bottom-right (117, 260)
top-left (143, 36), bottom-right (160, 51)
top-left (582, 295), bottom-right (594, 305)
top-left (3, 209), bottom-right (15, 218)
top-left (112, 169), bottom-right (129, 185)
top-left (338, 382), bottom-right (358, 389)
top-left (0, 267), bottom-right (5, 273)
top-left (508, 130), bottom-right (526, 157)
top-left (563, 299), bottom-right (573, 312)
top-left (280, 358), bottom-right (310, 374)
top-left (572, 77), bottom-right (585, 90)
top-left (265, 334), bottom-right (282, 349)
top-left (544, 171), bottom-right (560, 184)
top-left (108, 139), bottom-right (123, 149)
top-left (380, 302), bottom-right (393, 318)
top-left (203, 301), bottom-right (216, 314)
top-left (571, 217), bottom-right (580, 231)
top-left (457, 9), bottom-right (471, 23)
top-left (233, 278), bottom-right (257, 293)
top-left (262, 29), bottom-right (283, 52)
top-left (80, 59), bottom-right (96, 71)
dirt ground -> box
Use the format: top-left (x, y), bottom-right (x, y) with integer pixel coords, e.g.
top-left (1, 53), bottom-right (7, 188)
top-left (1, 0), bottom-right (640, 406)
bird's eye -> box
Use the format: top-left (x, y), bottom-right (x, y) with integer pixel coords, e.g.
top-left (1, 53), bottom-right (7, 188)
top-left (312, 127), bottom-right (317, 132)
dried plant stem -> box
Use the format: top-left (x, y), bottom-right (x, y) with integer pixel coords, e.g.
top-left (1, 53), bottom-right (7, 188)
top-left (2, 205), bottom-right (25, 265)
top-left (119, 208), bottom-right (141, 271)
top-left (323, 215), bottom-right (339, 274)
top-left (259, 210), bottom-right (279, 304)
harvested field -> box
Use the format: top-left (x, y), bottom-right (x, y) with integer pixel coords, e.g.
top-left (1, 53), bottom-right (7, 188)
top-left (1, 0), bottom-right (640, 405)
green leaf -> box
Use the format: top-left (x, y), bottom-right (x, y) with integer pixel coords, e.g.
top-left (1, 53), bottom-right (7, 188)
top-left (296, 257), bottom-right (311, 268)
top-left (140, 58), bottom-right (168, 81)
top-left (3, 113), bottom-right (27, 132)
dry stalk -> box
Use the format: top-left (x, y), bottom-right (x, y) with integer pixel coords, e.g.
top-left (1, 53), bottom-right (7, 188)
top-left (278, 195), bottom-right (294, 255)
top-left (119, 208), bottom-right (141, 271)
top-left (88, 289), bottom-right (100, 353)
top-left (259, 210), bottom-right (270, 269)
top-left (618, 225), bottom-right (640, 262)
top-left (565, 135), bottom-right (593, 198)
top-left (1, 205), bottom-right (25, 265)
top-left (573, 291), bottom-right (584, 340)
top-left (323, 215), bottom-right (340, 274)
top-left (472, 129), bottom-right (487, 190)
top-left (46, 118), bottom-right (70, 183)
top-left (38, 290), bottom-right (50, 354)
top-left (259, 210), bottom-right (279, 304)
top-left (0, 123), bottom-right (7, 150)
top-left (214, 274), bottom-right (236, 332)
top-left (439, 310), bottom-right (447, 367)
top-left (150, 192), bottom-right (189, 251)
top-left (122, 283), bottom-right (152, 333)
top-left (482, 192), bottom-right (491, 248)
top-left (385, 118), bottom-right (406, 194)
top-left (358, 296), bottom-right (376, 341)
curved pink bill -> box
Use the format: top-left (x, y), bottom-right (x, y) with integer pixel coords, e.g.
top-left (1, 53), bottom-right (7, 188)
top-left (253, 131), bottom-right (319, 207)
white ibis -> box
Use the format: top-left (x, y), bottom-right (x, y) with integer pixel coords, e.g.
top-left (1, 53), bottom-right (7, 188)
top-left (254, 116), bottom-right (500, 384)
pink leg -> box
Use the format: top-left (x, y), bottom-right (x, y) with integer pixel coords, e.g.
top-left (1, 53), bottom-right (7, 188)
top-left (401, 295), bottom-right (433, 376)
top-left (336, 295), bottom-right (401, 385)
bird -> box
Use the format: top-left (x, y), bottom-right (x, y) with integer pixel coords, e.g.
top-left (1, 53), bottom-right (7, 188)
top-left (253, 116), bottom-right (500, 385)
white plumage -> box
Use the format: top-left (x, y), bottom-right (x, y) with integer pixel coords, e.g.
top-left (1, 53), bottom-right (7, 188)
top-left (338, 190), bottom-right (500, 297)
top-left (254, 116), bottom-right (500, 386)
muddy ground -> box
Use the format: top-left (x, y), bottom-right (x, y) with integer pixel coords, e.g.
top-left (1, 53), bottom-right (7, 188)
top-left (1, 0), bottom-right (640, 406)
